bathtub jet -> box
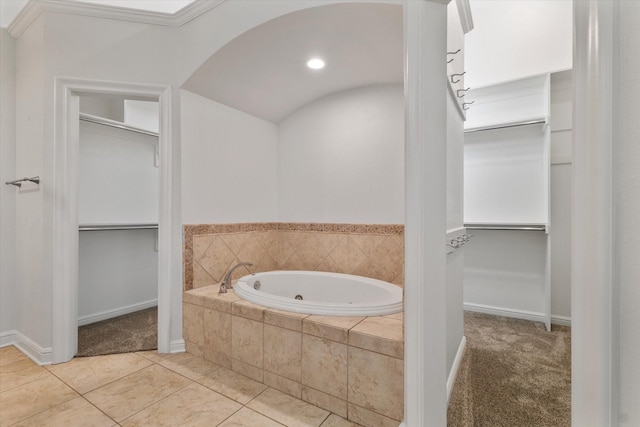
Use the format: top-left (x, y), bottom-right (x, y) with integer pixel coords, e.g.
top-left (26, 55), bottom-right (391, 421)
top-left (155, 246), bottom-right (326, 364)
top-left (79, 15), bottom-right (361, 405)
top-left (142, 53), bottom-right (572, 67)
top-left (234, 270), bottom-right (402, 317)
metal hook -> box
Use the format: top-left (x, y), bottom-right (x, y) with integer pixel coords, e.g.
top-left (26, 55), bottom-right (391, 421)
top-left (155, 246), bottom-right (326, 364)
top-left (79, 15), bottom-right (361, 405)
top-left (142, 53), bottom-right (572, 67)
top-left (5, 176), bottom-right (40, 187)
top-left (447, 49), bottom-right (461, 56)
top-left (463, 101), bottom-right (475, 111)
top-left (457, 87), bottom-right (470, 98)
top-left (450, 72), bottom-right (466, 84)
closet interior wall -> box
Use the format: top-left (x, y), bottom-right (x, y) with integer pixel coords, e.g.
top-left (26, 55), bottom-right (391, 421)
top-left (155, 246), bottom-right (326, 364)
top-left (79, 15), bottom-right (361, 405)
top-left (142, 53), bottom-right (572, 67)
top-left (77, 96), bottom-right (159, 326)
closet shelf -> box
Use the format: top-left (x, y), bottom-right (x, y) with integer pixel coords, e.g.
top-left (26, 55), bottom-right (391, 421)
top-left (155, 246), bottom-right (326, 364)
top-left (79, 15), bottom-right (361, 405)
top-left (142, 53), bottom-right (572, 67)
top-left (79, 223), bottom-right (158, 231)
top-left (464, 116), bottom-right (548, 133)
top-left (464, 223), bottom-right (547, 231)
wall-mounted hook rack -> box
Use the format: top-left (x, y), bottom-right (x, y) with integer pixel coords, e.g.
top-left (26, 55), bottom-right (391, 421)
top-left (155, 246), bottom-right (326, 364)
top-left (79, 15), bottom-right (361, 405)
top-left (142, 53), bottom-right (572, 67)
top-left (5, 176), bottom-right (40, 188)
top-left (457, 87), bottom-right (470, 98)
top-left (445, 233), bottom-right (474, 255)
top-left (450, 72), bottom-right (466, 84)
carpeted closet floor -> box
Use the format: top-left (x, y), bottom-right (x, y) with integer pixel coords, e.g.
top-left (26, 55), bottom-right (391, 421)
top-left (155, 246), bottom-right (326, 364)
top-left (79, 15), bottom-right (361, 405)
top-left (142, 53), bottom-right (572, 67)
top-left (447, 312), bottom-right (571, 427)
top-left (77, 307), bottom-right (157, 357)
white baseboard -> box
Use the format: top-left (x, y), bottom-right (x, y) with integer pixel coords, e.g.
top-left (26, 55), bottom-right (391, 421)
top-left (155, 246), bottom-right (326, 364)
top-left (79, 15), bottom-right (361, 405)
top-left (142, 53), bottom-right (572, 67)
top-left (550, 315), bottom-right (572, 327)
top-left (78, 299), bottom-right (158, 326)
top-left (0, 330), bottom-right (52, 366)
top-left (464, 303), bottom-right (571, 327)
top-left (447, 336), bottom-right (467, 403)
top-left (169, 339), bottom-right (185, 354)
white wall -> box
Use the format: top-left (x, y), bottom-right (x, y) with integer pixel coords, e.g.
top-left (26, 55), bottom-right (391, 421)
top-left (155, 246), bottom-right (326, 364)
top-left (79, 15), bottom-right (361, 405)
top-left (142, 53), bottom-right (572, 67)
top-left (465, 0), bottom-right (572, 89)
top-left (79, 95), bottom-right (124, 122)
top-left (549, 70), bottom-right (572, 321)
top-left (181, 89), bottom-right (278, 224)
top-left (78, 121), bottom-right (159, 224)
top-left (11, 0), bottom-right (315, 355)
top-left (15, 15), bottom-right (49, 350)
top-left (124, 100), bottom-right (159, 133)
top-left (278, 84), bottom-right (404, 224)
top-left (0, 29), bottom-right (17, 338)
top-left (78, 230), bottom-right (158, 324)
top-left (615, 2), bottom-right (640, 423)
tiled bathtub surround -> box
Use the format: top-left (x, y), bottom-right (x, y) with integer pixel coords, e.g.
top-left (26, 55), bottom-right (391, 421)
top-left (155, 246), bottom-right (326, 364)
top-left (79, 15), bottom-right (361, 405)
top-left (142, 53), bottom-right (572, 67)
top-left (184, 285), bottom-right (404, 427)
top-left (183, 223), bottom-right (404, 291)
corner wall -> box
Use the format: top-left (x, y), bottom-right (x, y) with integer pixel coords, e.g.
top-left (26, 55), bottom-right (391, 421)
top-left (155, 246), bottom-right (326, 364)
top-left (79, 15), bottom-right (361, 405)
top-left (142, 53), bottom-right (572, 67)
top-left (0, 28), bottom-right (17, 339)
top-left (277, 84), bottom-right (404, 224)
top-left (181, 90), bottom-right (278, 225)
top-left (615, 1), bottom-right (640, 423)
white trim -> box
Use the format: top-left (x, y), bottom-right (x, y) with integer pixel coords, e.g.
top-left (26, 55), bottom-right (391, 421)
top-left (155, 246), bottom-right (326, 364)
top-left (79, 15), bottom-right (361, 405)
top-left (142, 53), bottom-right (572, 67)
top-left (169, 339), bottom-right (186, 354)
top-left (572, 2), bottom-right (615, 424)
top-left (403, 1), bottom-right (449, 425)
top-left (8, 0), bottom-right (225, 38)
top-left (464, 303), bottom-right (572, 327)
top-left (0, 331), bottom-right (53, 366)
top-left (551, 315), bottom-right (571, 327)
top-left (551, 155), bottom-right (572, 165)
top-left (464, 303), bottom-right (547, 324)
top-left (77, 299), bottom-right (158, 326)
top-left (447, 336), bottom-right (466, 403)
top-left (53, 77), bottom-right (175, 364)
top-left (455, 0), bottom-right (474, 34)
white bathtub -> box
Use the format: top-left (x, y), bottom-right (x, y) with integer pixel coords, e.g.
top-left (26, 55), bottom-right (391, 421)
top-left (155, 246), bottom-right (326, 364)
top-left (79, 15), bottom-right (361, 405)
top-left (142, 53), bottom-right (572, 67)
top-left (234, 270), bottom-right (403, 316)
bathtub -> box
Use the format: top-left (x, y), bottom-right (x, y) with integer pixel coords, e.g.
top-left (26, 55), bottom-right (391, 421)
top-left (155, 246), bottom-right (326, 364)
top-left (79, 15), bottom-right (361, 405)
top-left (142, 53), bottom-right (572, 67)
top-left (233, 270), bottom-right (403, 316)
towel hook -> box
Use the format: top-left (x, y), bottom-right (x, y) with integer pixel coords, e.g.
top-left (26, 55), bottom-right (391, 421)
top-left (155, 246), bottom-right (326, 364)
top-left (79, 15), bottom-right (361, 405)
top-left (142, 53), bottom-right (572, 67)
top-left (450, 72), bottom-right (466, 84)
top-left (5, 176), bottom-right (40, 188)
top-left (457, 87), bottom-right (470, 98)
top-left (447, 49), bottom-right (461, 63)
top-left (463, 101), bottom-right (475, 110)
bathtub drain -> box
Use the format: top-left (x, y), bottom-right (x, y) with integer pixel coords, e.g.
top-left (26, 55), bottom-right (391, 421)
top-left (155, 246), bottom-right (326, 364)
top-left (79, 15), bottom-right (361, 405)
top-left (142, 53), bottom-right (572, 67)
top-left (295, 294), bottom-right (303, 300)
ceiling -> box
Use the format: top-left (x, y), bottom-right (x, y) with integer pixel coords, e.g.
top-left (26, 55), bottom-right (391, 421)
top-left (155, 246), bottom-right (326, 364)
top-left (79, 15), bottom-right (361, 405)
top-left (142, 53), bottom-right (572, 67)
top-left (181, 3), bottom-right (404, 124)
top-left (0, 0), bottom-right (197, 28)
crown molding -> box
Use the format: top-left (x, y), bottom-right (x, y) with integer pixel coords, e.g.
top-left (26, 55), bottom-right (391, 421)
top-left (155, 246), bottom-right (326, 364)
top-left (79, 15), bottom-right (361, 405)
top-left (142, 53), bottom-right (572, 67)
top-left (8, 0), bottom-right (225, 38)
top-left (455, 0), bottom-right (474, 34)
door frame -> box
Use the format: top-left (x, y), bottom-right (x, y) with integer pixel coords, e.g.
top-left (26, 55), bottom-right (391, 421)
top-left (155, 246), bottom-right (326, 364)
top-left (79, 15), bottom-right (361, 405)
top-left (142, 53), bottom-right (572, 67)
top-left (52, 77), bottom-right (177, 363)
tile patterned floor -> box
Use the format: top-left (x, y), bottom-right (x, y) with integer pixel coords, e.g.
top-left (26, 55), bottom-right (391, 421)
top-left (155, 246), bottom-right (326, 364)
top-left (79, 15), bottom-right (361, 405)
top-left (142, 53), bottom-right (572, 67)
top-left (0, 346), bottom-right (361, 427)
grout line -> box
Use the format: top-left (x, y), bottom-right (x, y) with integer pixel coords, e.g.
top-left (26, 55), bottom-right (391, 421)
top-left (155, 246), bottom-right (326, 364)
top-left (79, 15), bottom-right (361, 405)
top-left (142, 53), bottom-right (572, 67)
top-left (117, 380), bottom-right (194, 425)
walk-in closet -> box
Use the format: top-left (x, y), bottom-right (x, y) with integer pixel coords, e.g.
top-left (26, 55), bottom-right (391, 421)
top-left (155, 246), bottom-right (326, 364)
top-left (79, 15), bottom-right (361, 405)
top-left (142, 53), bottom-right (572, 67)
top-left (77, 95), bottom-right (160, 355)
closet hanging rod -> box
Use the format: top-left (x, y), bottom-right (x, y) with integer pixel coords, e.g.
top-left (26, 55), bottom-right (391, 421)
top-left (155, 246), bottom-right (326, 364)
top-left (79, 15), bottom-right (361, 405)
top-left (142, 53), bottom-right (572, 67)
top-left (79, 223), bottom-right (158, 231)
top-left (464, 117), bottom-right (547, 134)
top-left (464, 224), bottom-right (546, 231)
top-left (79, 113), bottom-right (159, 137)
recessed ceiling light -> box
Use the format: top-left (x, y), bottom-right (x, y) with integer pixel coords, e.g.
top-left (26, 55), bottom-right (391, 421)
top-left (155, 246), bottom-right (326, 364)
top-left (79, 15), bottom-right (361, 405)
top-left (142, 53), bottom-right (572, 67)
top-left (307, 58), bottom-right (325, 70)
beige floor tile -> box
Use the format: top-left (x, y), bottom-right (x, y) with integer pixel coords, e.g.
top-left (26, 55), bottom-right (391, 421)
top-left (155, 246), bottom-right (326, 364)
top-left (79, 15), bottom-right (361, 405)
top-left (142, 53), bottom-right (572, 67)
top-left (120, 382), bottom-right (241, 427)
top-left (196, 366), bottom-right (267, 405)
top-left (84, 364), bottom-right (191, 422)
top-left (11, 396), bottom-right (115, 427)
top-left (0, 374), bottom-right (79, 427)
top-left (247, 388), bottom-right (330, 427)
top-left (158, 352), bottom-right (220, 381)
top-left (135, 351), bottom-right (168, 363)
top-left (0, 346), bottom-right (28, 367)
top-left (47, 353), bottom-right (153, 394)
top-left (217, 407), bottom-right (284, 427)
top-left (320, 414), bottom-right (362, 427)
top-left (0, 358), bottom-right (49, 393)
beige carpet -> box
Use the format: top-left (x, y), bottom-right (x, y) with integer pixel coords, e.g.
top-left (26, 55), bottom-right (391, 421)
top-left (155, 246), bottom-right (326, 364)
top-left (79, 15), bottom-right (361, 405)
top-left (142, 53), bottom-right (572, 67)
top-left (447, 312), bottom-right (571, 427)
top-left (76, 307), bottom-right (157, 357)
